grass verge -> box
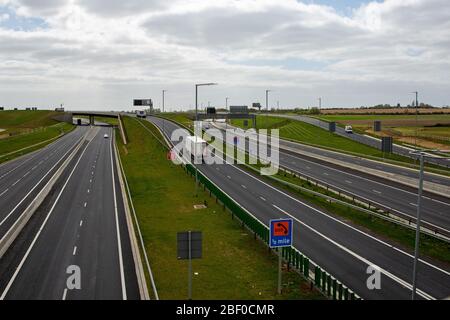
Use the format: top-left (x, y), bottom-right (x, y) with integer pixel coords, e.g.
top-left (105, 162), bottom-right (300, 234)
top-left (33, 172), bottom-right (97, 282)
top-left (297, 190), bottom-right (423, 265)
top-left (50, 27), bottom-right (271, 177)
top-left (116, 116), bottom-right (324, 300)
top-left (0, 122), bottom-right (74, 164)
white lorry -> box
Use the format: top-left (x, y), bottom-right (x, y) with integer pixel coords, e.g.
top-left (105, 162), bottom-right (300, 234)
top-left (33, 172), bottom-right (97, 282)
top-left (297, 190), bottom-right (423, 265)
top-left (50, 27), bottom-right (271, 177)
top-left (136, 110), bottom-right (146, 118)
top-left (185, 136), bottom-right (207, 163)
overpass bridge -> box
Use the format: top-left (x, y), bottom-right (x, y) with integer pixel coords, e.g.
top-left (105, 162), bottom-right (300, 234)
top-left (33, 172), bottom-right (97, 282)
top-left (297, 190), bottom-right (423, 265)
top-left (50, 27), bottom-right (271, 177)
top-left (70, 111), bottom-right (120, 125)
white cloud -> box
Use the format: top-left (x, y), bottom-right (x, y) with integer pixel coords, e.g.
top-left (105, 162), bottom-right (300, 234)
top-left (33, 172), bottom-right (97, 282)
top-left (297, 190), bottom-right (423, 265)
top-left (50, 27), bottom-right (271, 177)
top-left (0, 0), bottom-right (449, 109)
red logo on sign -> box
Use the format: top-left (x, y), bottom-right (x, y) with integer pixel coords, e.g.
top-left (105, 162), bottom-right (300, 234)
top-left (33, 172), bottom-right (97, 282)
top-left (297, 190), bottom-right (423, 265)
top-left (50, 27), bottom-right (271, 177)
top-left (167, 150), bottom-right (175, 161)
top-left (273, 221), bottom-right (289, 236)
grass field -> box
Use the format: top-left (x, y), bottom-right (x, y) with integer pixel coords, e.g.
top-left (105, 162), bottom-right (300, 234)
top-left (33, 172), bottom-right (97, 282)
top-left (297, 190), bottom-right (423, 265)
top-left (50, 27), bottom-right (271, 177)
top-left (117, 116), bottom-right (324, 300)
top-left (318, 114), bottom-right (450, 122)
top-left (0, 110), bottom-right (75, 164)
top-left (0, 110), bottom-right (60, 135)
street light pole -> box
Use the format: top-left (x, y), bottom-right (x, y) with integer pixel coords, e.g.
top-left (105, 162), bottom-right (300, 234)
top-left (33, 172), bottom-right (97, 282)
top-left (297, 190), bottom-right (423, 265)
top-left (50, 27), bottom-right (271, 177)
top-left (409, 149), bottom-right (449, 300)
top-left (411, 151), bottom-right (424, 300)
top-left (412, 91), bottom-right (418, 149)
top-left (225, 97), bottom-right (229, 129)
top-left (318, 97), bottom-right (322, 110)
top-left (265, 89), bottom-right (271, 127)
top-left (162, 89), bottom-right (167, 134)
top-left (195, 83), bottom-right (217, 197)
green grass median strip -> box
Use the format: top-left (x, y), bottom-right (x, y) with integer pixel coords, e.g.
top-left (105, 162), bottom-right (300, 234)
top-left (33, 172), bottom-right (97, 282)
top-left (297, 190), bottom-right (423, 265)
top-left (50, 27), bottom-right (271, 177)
top-left (117, 116), bottom-right (324, 300)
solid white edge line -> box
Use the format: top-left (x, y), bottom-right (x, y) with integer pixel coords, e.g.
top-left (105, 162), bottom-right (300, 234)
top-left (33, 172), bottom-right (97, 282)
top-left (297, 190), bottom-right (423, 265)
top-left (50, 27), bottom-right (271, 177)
top-left (0, 129), bottom-right (98, 300)
top-left (110, 127), bottom-right (127, 300)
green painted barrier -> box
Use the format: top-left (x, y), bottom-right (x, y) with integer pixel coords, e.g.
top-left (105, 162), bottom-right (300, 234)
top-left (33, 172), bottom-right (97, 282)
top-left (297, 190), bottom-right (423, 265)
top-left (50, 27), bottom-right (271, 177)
top-left (303, 258), bottom-right (309, 278)
top-left (333, 279), bottom-right (337, 300)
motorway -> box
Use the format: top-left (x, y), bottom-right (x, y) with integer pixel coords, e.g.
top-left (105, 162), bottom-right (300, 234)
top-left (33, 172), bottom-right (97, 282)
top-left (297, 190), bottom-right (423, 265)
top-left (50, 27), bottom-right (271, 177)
top-left (0, 126), bottom-right (88, 242)
top-left (0, 126), bottom-right (140, 299)
top-left (210, 122), bottom-right (450, 235)
top-left (269, 114), bottom-right (450, 168)
top-left (147, 115), bottom-right (450, 300)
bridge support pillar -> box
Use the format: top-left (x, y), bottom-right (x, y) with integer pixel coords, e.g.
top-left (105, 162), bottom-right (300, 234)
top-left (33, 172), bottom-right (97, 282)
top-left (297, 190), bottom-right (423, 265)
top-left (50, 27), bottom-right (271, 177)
top-left (89, 115), bottom-right (94, 125)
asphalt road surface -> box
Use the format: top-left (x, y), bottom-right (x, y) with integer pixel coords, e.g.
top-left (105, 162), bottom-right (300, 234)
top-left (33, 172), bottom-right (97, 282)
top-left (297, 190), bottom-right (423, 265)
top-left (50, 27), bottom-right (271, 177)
top-left (0, 126), bottom-right (140, 300)
top-left (146, 115), bottom-right (450, 300)
top-left (210, 122), bottom-right (450, 234)
top-left (0, 126), bottom-right (88, 242)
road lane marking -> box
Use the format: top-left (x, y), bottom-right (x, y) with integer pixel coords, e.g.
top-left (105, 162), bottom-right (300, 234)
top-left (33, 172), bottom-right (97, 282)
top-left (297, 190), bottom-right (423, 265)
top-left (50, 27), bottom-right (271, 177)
top-left (79, 220), bottom-right (83, 227)
top-left (62, 288), bottom-right (67, 300)
top-left (345, 180), bottom-right (352, 184)
top-left (0, 130), bottom-right (98, 300)
top-left (271, 204), bottom-right (435, 300)
top-left (227, 175), bottom-right (231, 179)
top-left (109, 129), bottom-right (127, 300)
top-left (260, 196), bottom-right (266, 201)
top-left (241, 185), bottom-right (247, 189)
top-left (72, 246), bottom-right (77, 256)
top-left (87, 189), bottom-right (90, 194)
top-left (83, 202), bottom-right (87, 208)
top-left (0, 189), bottom-right (9, 197)
top-left (23, 171), bottom-right (30, 178)
top-left (373, 190), bottom-right (382, 194)
top-left (11, 179), bottom-right (21, 186)
top-left (323, 172), bottom-right (329, 176)
top-left (410, 203), bottom-right (418, 207)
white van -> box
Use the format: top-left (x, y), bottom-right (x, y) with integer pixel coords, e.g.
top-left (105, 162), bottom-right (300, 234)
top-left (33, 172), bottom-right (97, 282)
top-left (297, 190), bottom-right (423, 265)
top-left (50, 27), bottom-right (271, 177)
top-left (344, 125), bottom-right (353, 133)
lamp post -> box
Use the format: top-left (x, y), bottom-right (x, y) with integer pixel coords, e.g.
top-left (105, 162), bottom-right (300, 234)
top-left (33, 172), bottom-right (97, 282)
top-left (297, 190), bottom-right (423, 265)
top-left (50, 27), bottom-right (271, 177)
top-left (412, 91), bottom-right (419, 149)
top-left (195, 83), bottom-right (218, 196)
top-left (265, 89), bottom-right (271, 128)
top-left (225, 97), bottom-right (229, 129)
top-left (409, 149), bottom-right (450, 300)
top-left (162, 89), bottom-right (167, 134)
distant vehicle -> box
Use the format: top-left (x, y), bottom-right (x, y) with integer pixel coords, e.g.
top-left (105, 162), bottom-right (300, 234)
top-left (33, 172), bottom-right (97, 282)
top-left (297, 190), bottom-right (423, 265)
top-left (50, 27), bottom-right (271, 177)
top-left (344, 125), bottom-right (353, 133)
top-left (55, 107), bottom-right (64, 112)
top-left (185, 136), bottom-right (207, 163)
top-left (203, 121), bottom-right (211, 130)
top-left (136, 110), bottom-right (146, 118)
top-left (104, 134), bottom-right (109, 139)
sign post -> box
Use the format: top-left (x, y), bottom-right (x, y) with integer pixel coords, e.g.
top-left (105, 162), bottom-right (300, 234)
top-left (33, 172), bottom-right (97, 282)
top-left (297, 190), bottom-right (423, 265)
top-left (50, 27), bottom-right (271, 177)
top-left (177, 231), bottom-right (202, 300)
top-left (270, 218), bottom-right (293, 294)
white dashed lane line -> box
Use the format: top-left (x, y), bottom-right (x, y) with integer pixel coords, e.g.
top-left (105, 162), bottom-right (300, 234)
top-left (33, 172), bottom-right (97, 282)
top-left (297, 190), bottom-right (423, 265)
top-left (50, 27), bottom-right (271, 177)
top-left (241, 185), bottom-right (247, 189)
top-left (79, 220), bottom-right (83, 227)
top-left (12, 179), bottom-right (21, 186)
top-left (72, 246), bottom-right (77, 256)
top-left (0, 189), bottom-right (9, 197)
top-left (259, 196), bottom-right (266, 202)
top-left (84, 202), bottom-right (87, 208)
top-left (345, 180), bottom-right (352, 184)
top-left (373, 190), bottom-right (382, 194)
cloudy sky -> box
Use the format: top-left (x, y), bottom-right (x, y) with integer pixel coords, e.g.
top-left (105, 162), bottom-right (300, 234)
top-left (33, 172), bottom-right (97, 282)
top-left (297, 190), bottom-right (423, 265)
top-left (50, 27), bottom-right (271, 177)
top-left (0, 0), bottom-right (449, 110)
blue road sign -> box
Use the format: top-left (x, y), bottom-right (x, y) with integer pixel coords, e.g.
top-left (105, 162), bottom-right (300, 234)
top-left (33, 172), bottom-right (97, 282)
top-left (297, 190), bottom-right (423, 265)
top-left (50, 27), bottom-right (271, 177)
top-left (270, 218), bottom-right (293, 248)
